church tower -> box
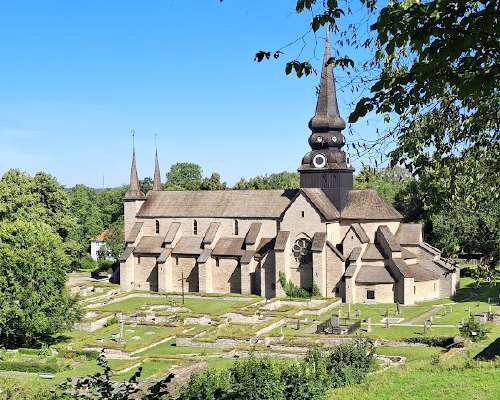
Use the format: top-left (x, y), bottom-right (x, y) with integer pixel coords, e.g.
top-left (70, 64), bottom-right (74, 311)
top-left (152, 149), bottom-right (162, 191)
top-left (123, 147), bottom-right (145, 238)
top-left (299, 29), bottom-right (354, 210)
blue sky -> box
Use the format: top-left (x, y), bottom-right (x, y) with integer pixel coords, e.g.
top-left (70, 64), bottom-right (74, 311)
top-left (0, 0), bottom-right (383, 188)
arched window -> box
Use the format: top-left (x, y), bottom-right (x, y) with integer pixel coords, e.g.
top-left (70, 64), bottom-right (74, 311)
top-left (292, 238), bottom-right (312, 263)
top-left (234, 220), bottom-right (239, 236)
top-left (193, 220), bottom-right (198, 235)
top-left (155, 220), bottom-right (160, 234)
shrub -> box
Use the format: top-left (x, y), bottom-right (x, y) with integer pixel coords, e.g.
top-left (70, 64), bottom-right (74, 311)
top-left (327, 338), bottom-right (375, 388)
top-left (283, 350), bottom-right (329, 400)
top-left (405, 336), bottom-right (454, 347)
top-left (279, 272), bottom-right (319, 298)
top-left (229, 356), bottom-right (286, 400)
top-left (460, 316), bottom-right (489, 342)
top-left (0, 357), bottom-right (62, 373)
top-left (79, 255), bottom-right (97, 271)
top-left (104, 315), bottom-right (120, 327)
top-left (178, 368), bottom-right (232, 400)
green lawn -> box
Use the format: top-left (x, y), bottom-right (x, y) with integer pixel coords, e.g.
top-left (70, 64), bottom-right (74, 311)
top-left (365, 324), bottom-right (460, 340)
top-left (67, 324), bottom-right (185, 352)
top-left (111, 359), bottom-right (175, 382)
top-left (335, 302), bottom-right (435, 323)
top-left (98, 296), bottom-right (252, 315)
top-left (376, 346), bottom-right (443, 362)
top-left (330, 361), bottom-right (500, 400)
top-left (432, 301), bottom-right (500, 325)
top-left (137, 339), bottom-right (222, 356)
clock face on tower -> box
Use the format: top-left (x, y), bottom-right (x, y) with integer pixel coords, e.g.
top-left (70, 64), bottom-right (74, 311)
top-left (312, 153), bottom-right (327, 168)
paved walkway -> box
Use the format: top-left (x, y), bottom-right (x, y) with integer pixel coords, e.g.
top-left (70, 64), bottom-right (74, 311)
top-left (405, 304), bottom-right (444, 324)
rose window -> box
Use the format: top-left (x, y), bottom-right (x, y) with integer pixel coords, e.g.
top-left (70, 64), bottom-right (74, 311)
top-left (292, 238), bottom-right (312, 263)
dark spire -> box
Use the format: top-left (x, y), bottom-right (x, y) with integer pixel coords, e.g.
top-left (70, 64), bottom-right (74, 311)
top-left (124, 131), bottom-right (146, 200)
top-left (308, 29), bottom-right (346, 132)
top-left (152, 149), bottom-right (162, 191)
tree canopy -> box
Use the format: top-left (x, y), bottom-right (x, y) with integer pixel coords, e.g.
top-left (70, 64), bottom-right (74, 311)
top-left (0, 220), bottom-right (80, 346)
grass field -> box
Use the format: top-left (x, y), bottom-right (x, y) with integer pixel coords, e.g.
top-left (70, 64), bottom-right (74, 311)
top-left (375, 345), bottom-right (443, 362)
top-left (331, 360), bottom-right (500, 400)
top-left (98, 296), bottom-right (252, 315)
top-left (112, 359), bottom-right (175, 381)
top-left (67, 323), bottom-right (185, 352)
top-left (137, 338), bottom-right (221, 356)
top-left (366, 324), bottom-right (460, 340)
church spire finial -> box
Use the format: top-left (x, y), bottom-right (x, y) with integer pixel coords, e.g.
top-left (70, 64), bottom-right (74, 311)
top-left (124, 129), bottom-right (146, 200)
top-left (152, 133), bottom-right (162, 191)
top-left (308, 28), bottom-right (346, 133)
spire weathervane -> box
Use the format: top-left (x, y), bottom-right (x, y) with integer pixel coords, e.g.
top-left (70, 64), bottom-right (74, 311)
top-left (152, 132), bottom-right (162, 191)
top-left (124, 128), bottom-right (145, 200)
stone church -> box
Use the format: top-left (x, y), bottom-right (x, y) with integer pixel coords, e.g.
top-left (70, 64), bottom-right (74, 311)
top-left (119, 32), bottom-right (459, 305)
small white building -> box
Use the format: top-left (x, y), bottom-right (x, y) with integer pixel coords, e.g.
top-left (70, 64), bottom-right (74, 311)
top-left (90, 230), bottom-right (111, 261)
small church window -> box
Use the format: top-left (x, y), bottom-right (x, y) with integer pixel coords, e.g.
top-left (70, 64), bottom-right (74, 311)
top-left (367, 290), bottom-right (375, 300)
top-left (175, 257), bottom-right (179, 266)
top-left (216, 257), bottom-right (220, 267)
top-left (193, 220), bottom-right (198, 235)
top-left (301, 211), bottom-right (305, 218)
top-left (137, 256), bottom-right (141, 264)
top-left (234, 220), bottom-right (239, 235)
top-left (155, 220), bottom-right (160, 234)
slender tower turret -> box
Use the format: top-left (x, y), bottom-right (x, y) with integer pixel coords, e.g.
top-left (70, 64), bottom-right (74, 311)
top-left (298, 28), bottom-right (354, 209)
top-left (123, 131), bottom-right (146, 238)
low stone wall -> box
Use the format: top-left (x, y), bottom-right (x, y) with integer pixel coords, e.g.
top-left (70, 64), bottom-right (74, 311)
top-left (176, 337), bottom-right (239, 349)
top-left (221, 313), bottom-right (270, 324)
top-left (74, 314), bottom-right (115, 332)
top-left (295, 300), bottom-right (341, 316)
top-left (184, 315), bottom-right (213, 325)
top-left (255, 318), bottom-right (287, 336)
top-left (262, 299), bottom-right (326, 311)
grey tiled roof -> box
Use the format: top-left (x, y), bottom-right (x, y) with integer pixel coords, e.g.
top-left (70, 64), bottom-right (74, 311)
top-left (408, 264), bottom-right (441, 282)
top-left (301, 188), bottom-right (340, 220)
top-left (349, 246), bottom-right (362, 262)
top-left (311, 232), bottom-right (327, 252)
top-left (351, 223), bottom-right (369, 243)
top-left (202, 222), bottom-right (220, 245)
top-left (240, 250), bottom-right (255, 264)
top-left (125, 222), bottom-right (143, 244)
top-left (275, 231), bottom-right (291, 251)
top-left (362, 243), bottom-right (384, 261)
top-left (255, 237), bottom-right (275, 259)
top-left (356, 265), bottom-right (396, 284)
top-left (119, 246), bottom-right (135, 262)
top-left (341, 190), bottom-right (402, 220)
top-left (172, 236), bottom-right (203, 255)
top-left (396, 223), bottom-right (423, 245)
top-left (376, 225), bottom-right (401, 252)
top-left (326, 241), bottom-right (345, 261)
top-left (164, 222), bottom-right (181, 245)
top-left (134, 236), bottom-right (164, 255)
top-left (212, 237), bottom-right (245, 257)
top-left (137, 190), bottom-right (297, 219)
top-left (344, 264), bottom-right (358, 277)
top-left (244, 222), bottom-right (262, 245)
top-left (197, 248), bottom-right (212, 263)
top-left (390, 259), bottom-right (413, 278)
top-left (157, 248), bottom-right (172, 264)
